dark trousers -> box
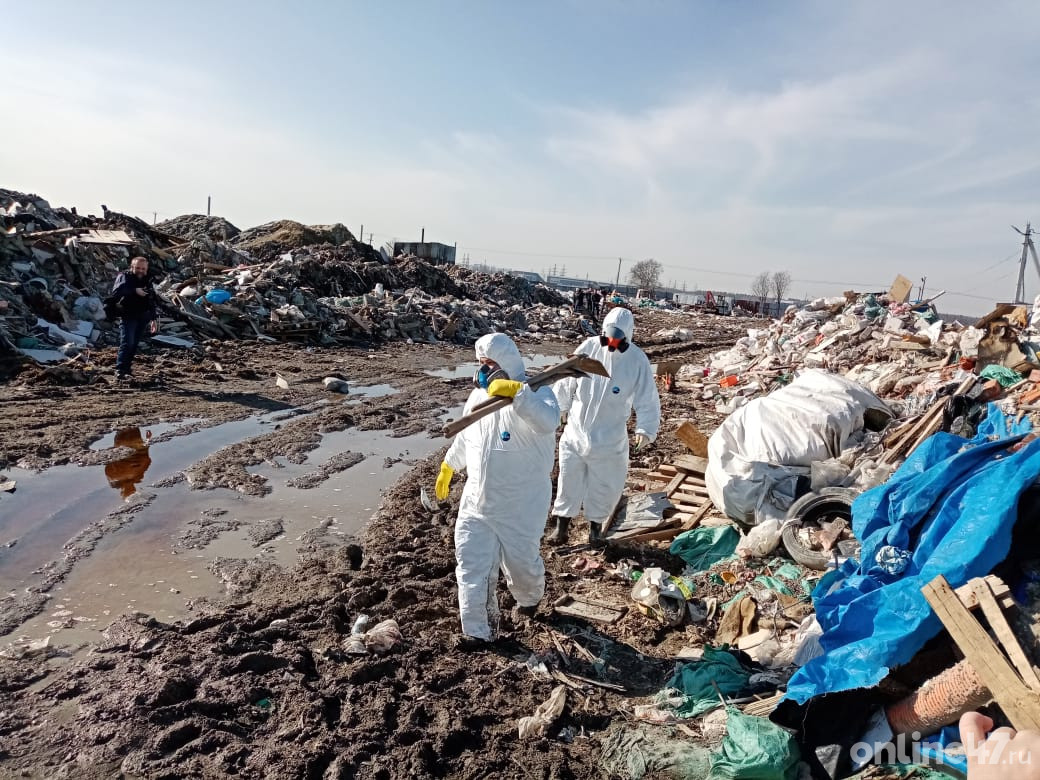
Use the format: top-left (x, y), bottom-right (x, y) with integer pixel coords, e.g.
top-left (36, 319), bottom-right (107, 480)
top-left (117, 316), bottom-right (148, 374)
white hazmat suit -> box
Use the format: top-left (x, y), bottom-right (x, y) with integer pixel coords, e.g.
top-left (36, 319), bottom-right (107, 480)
top-left (552, 307), bottom-right (661, 533)
top-left (444, 333), bottom-right (560, 640)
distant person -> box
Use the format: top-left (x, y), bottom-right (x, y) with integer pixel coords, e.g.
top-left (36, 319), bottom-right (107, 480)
top-left (591, 289), bottom-right (602, 317)
top-left (575, 288), bottom-right (586, 312)
top-left (434, 333), bottom-right (560, 649)
top-left (104, 427), bottom-right (152, 500)
top-left (109, 256), bottom-right (158, 380)
top-left (548, 306), bottom-right (660, 544)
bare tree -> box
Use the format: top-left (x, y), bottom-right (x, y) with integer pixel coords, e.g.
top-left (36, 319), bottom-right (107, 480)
top-left (750, 272), bottom-right (772, 313)
top-left (771, 271), bottom-right (792, 313)
top-left (628, 258), bottom-right (663, 295)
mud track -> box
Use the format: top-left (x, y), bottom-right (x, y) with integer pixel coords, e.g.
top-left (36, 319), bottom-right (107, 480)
top-left (0, 311), bottom-right (751, 778)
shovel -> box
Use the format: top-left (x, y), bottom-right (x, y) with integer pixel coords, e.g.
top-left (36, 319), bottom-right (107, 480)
top-left (442, 355), bottom-right (609, 438)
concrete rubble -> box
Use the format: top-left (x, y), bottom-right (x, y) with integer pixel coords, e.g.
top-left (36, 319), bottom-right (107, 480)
top-left (0, 187), bottom-right (589, 379)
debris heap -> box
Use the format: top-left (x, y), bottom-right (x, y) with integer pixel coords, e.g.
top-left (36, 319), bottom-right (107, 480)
top-left (0, 187), bottom-right (579, 378)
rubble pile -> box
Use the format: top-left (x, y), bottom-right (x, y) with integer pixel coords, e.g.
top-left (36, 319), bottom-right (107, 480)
top-left (686, 291), bottom-right (1040, 443)
top-left (0, 187), bottom-right (577, 378)
top-left (154, 213), bottom-right (240, 241)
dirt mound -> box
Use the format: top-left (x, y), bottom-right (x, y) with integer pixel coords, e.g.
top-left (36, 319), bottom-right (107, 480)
top-left (156, 214), bottom-right (241, 241)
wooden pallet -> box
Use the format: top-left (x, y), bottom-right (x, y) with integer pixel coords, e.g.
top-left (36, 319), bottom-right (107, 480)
top-left (626, 455), bottom-right (714, 543)
top-left (922, 574), bottom-right (1040, 731)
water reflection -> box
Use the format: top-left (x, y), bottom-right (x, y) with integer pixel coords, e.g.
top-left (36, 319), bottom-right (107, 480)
top-left (104, 427), bottom-right (152, 500)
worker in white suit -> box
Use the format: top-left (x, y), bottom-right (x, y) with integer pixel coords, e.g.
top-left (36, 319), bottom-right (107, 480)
top-left (549, 306), bottom-right (661, 544)
top-left (436, 333), bottom-right (560, 649)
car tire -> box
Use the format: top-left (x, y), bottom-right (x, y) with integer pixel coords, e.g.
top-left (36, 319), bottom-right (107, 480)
top-left (782, 487), bottom-right (860, 570)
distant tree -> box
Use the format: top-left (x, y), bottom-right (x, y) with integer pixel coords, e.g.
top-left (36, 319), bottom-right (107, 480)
top-left (771, 271), bottom-right (792, 313)
top-left (628, 259), bottom-right (663, 294)
top-left (750, 272), bottom-right (772, 311)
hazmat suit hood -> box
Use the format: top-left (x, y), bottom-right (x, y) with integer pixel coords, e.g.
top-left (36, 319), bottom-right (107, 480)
top-left (602, 306), bottom-right (635, 342)
top-left (474, 332), bottom-right (527, 382)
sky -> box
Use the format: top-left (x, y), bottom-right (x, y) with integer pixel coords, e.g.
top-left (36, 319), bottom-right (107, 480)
top-left (4, 1), bottom-right (1040, 315)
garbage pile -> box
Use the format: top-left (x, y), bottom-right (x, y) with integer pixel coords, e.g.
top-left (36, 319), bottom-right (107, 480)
top-left (594, 292), bottom-right (1040, 779)
top-left (681, 290), bottom-right (1040, 530)
top-left (0, 187), bottom-right (581, 378)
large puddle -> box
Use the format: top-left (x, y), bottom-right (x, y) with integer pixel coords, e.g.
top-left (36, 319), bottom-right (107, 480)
top-left (424, 352), bottom-right (562, 380)
top-left (0, 402), bottom-right (445, 649)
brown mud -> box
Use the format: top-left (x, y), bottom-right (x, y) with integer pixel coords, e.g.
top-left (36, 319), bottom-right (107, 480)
top-left (0, 310), bottom-right (752, 778)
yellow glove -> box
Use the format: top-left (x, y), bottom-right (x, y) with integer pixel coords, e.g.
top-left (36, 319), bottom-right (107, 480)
top-left (435, 461), bottom-right (454, 501)
top-left (487, 379), bottom-right (523, 398)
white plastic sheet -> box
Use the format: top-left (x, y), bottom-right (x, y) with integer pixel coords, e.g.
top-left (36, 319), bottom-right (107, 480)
top-left (706, 370), bottom-right (892, 525)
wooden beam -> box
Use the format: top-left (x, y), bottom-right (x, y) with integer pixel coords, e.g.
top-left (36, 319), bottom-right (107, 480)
top-left (970, 579), bottom-right (1040, 693)
top-left (922, 575), bottom-right (1040, 732)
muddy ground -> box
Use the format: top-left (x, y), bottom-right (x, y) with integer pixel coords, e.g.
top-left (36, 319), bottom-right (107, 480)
top-left (0, 310), bottom-right (754, 778)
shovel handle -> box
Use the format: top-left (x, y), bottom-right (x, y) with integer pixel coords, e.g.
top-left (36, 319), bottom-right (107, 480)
top-left (442, 395), bottom-right (513, 438)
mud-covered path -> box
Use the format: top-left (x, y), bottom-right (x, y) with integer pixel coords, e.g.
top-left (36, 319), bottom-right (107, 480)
top-left (0, 311), bottom-right (751, 778)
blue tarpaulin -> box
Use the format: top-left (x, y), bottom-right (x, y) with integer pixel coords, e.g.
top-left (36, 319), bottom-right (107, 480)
top-left (784, 405), bottom-right (1040, 704)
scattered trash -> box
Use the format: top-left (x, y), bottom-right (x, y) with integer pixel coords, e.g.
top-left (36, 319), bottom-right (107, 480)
top-left (344, 614), bottom-right (369, 655)
top-left (670, 526), bottom-right (740, 571)
top-left (630, 567), bottom-right (694, 626)
top-left (363, 618), bottom-right (403, 654)
top-left (322, 376), bottom-right (349, 393)
top-left (517, 685), bottom-right (567, 740)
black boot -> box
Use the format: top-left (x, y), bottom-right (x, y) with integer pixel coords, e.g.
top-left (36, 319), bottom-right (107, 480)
top-left (588, 521), bottom-right (604, 544)
top-left (549, 516), bottom-right (571, 545)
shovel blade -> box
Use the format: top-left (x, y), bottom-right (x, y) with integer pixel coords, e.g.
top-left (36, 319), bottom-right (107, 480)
top-left (419, 487), bottom-right (439, 513)
top-left (571, 356), bottom-right (610, 378)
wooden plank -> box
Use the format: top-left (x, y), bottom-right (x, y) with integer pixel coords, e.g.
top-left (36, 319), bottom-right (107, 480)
top-left (688, 500), bottom-right (714, 526)
top-left (553, 594), bottom-right (626, 624)
top-left (670, 500), bottom-right (705, 513)
top-left (955, 575), bottom-right (1014, 612)
top-left (971, 579), bottom-right (1040, 693)
top-left (616, 527), bottom-right (684, 544)
top-left (675, 484), bottom-right (710, 496)
top-left (743, 692), bottom-right (785, 717)
top-left (673, 455), bottom-right (709, 474)
top-left (663, 472), bottom-right (687, 497)
top-left (658, 465), bottom-right (679, 477)
top-left (922, 575), bottom-right (1040, 732)
top-left (675, 421), bottom-right (709, 457)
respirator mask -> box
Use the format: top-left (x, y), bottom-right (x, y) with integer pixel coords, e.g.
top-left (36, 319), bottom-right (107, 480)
top-left (599, 325), bottom-right (630, 353)
top-left (473, 363), bottom-right (510, 389)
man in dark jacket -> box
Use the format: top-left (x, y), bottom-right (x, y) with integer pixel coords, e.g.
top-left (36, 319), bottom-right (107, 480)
top-left (111, 256), bottom-right (158, 379)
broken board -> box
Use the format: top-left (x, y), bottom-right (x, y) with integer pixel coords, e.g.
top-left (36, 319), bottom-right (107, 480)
top-left (674, 421), bottom-right (709, 458)
top-left (553, 594), bottom-right (627, 624)
top-left (888, 274), bottom-right (913, 304)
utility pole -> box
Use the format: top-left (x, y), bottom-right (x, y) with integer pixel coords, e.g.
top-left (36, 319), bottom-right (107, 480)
top-left (360, 224), bottom-right (363, 243)
top-left (421, 226), bottom-right (425, 244)
top-left (152, 212), bottom-right (157, 225)
top-left (367, 233), bottom-right (373, 245)
top-left (615, 258), bottom-right (622, 288)
top-left (1013, 223), bottom-right (1040, 303)
top-left (207, 196), bottom-right (211, 217)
